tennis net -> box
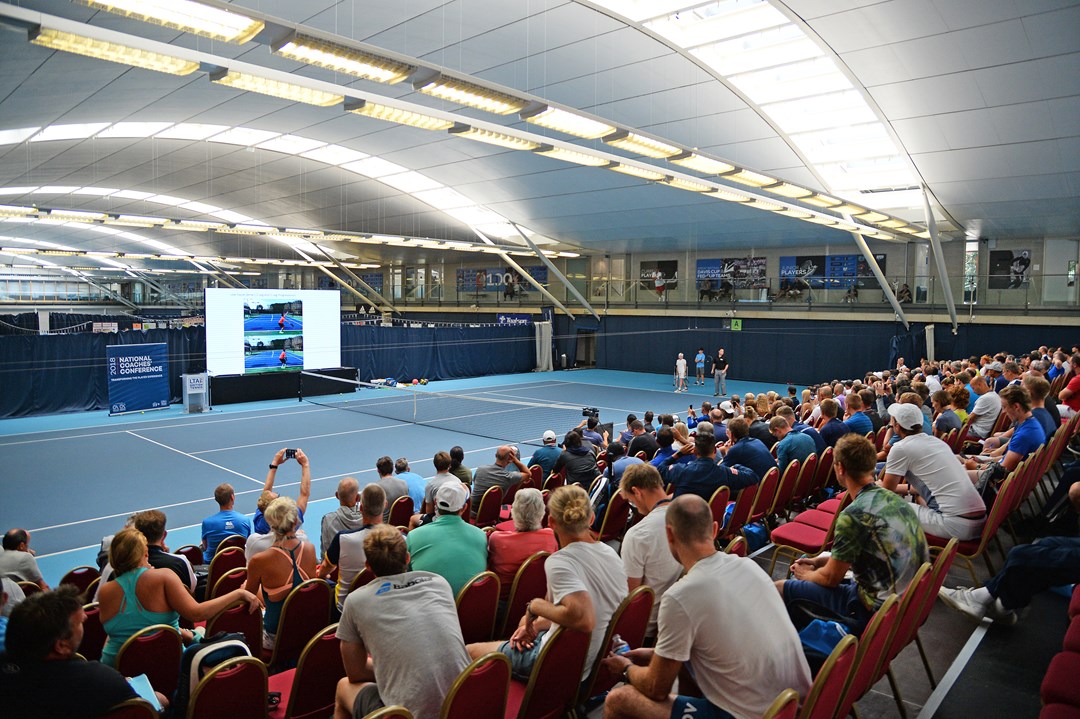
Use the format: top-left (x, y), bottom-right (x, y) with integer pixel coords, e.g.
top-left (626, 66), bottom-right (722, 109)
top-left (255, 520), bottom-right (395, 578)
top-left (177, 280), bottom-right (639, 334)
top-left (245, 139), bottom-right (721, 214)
top-left (298, 371), bottom-right (585, 447)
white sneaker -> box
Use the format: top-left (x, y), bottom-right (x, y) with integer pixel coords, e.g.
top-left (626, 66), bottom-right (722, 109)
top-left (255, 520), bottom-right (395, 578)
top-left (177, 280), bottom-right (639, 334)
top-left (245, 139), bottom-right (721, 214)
top-left (938, 586), bottom-right (989, 621)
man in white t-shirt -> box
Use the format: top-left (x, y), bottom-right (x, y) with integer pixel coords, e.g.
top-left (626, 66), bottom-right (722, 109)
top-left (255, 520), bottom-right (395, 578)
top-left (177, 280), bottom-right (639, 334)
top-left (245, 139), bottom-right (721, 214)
top-left (318, 484), bottom-right (384, 611)
top-left (0, 530), bottom-right (48, 592)
top-left (674, 354), bottom-right (688, 393)
top-left (602, 495), bottom-right (811, 719)
top-left (881, 404), bottom-right (986, 541)
top-left (967, 375), bottom-right (1001, 439)
top-left (619, 464), bottom-right (684, 642)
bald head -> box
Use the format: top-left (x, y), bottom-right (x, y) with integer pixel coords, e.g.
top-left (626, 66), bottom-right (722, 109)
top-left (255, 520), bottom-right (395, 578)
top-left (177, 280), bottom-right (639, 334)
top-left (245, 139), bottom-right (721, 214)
top-left (665, 495), bottom-right (715, 546)
top-left (336, 477), bottom-right (359, 507)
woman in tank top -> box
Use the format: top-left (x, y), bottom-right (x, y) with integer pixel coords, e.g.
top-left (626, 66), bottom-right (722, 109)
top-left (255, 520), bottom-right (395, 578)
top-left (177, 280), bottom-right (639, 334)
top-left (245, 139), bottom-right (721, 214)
top-left (244, 496), bottom-right (317, 650)
top-left (98, 527), bottom-right (258, 666)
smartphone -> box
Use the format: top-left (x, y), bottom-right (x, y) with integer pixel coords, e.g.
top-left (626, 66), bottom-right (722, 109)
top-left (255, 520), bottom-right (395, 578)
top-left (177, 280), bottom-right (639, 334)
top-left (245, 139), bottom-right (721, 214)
top-left (285, 449), bottom-right (296, 459)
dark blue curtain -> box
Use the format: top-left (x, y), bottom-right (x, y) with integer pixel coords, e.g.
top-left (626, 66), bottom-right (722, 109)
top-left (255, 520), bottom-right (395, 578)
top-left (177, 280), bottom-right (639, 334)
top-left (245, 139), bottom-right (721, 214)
top-left (0, 328), bottom-right (205, 418)
top-left (0, 313), bottom-right (39, 335)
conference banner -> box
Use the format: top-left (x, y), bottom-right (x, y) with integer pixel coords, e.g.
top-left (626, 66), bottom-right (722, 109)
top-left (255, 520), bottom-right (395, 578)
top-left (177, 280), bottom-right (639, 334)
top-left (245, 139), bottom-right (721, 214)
top-left (695, 257), bottom-right (767, 288)
top-left (107, 343), bottom-right (171, 416)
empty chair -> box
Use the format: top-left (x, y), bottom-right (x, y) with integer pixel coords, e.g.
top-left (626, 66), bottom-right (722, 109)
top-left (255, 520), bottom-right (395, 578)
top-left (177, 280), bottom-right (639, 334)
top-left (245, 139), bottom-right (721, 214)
top-left (205, 547), bottom-right (245, 599)
top-left (174, 544), bottom-right (204, 567)
top-left (60, 565), bottom-right (100, 597)
top-left (266, 578), bottom-right (332, 670)
top-left (81, 602), bottom-right (107, 662)
top-left (206, 600), bottom-right (263, 656)
top-left (187, 656), bottom-right (268, 719)
top-left (456, 571), bottom-right (501, 644)
top-left (387, 496), bottom-right (415, 528)
top-left (210, 567), bottom-right (247, 599)
top-left (441, 652), bottom-right (512, 719)
top-left (268, 623), bottom-right (344, 719)
top-left (835, 595), bottom-right (900, 719)
top-left (115, 624), bottom-right (183, 698)
top-left (475, 486), bottom-right (504, 528)
top-left (750, 467), bottom-right (781, 525)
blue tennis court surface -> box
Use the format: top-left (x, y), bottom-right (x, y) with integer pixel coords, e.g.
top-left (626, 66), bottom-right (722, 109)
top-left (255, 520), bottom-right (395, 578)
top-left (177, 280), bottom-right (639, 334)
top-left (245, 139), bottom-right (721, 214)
top-left (0, 369), bottom-right (783, 584)
top-left (243, 315), bottom-right (302, 331)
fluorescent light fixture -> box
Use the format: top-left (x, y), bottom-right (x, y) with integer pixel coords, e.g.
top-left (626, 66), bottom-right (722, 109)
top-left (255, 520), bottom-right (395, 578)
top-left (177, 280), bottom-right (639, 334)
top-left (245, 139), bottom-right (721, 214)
top-left (802, 194), bottom-right (842, 208)
top-left (48, 209), bottom-right (105, 221)
top-left (274, 35), bottom-right (412, 84)
top-left (449, 125), bottom-right (540, 151)
top-left (533, 146), bottom-right (610, 167)
top-left (0, 205), bottom-right (35, 217)
top-left (178, 201), bottom-right (221, 213)
top-left (111, 189), bottom-right (154, 201)
top-left (560, 252), bottom-right (580, 258)
top-left (805, 215), bottom-right (838, 226)
top-left (609, 164), bottom-right (667, 181)
top-left (0, 127), bottom-right (41, 145)
top-left (217, 224), bottom-right (269, 235)
top-left (108, 215), bottom-right (168, 227)
top-left (97, 122), bottom-right (174, 138)
top-left (72, 187), bottom-right (119, 195)
top-left (155, 123), bottom-right (229, 140)
top-left (380, 172), bottom-right (443, 193)
top-left (300, 144), bottom-right (369, 165)
top-left (521, 106), bottom-right (614, 139)
top-left (34, 186), bottom-right (80, 194)
top-left (743, 199), bottom-right (784, 211)
top-left (664, 177), bottom-right (714, 192)
top-left (774, 207), bottom-right (813, 219)
top-left (911, 230), bottom-right (932, 239)
top-left (147, 195), bottom-right (186, 206)
top-left (81, 0), bottom-right (264, 44)
top-left (211, 70), bottom-right (343, 107)
top-left (415, 76), bottom-right (527, 115)
top-left (603, 131), bottom-right (681, 159)
top-left (30, 123), bottom-right (111, 142)
top-left (708, 188), bottom-right (753, 203)
top-left (0, 187), bottom-right (38, 195)
top-left (834, 221), bottom-right (861, 233)
top-left (767, 182), bottom-right (814, 198)
top-left (853, 210), bottom-right (889, 223)
top-left (207, 127), bottom-right (280, 146)
top-left (668, 152), bottom-right (734, 175)
top-left (723, 169), bottom-right (776, 187)
top-left (166, 220), bottom-right (225, 231)
top-left (413, 188), bottom-right (474, 210)
top-left (830, 203), bottom-right (867, 215)
top-left (256, 134), bottom-right (327, 155)
top-left (878, 219), bottom-right (910, 229)
top-left (30, 28), bottom-right (200, 76)
top-left (341, 157), bottom-right (407, 179)
top-left (347, 101), bottom-right (454, 131)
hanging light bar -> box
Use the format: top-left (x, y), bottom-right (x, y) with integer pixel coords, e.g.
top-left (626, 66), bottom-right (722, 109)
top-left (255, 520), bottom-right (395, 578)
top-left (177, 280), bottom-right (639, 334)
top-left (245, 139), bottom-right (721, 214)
top-left (30, 27), bottom-right (199, 76)
top-left (210, 69), bottom-right (343, 107)
top-left (79, 0), bottom-right (264, 44)
top-left (273, 34), bottom-right (413, 84)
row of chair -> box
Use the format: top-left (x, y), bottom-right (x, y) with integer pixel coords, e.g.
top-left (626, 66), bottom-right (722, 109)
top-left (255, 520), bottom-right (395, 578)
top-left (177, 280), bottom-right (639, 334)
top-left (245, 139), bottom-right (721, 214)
top-left (1040, 586), bottom-right (1080, 718)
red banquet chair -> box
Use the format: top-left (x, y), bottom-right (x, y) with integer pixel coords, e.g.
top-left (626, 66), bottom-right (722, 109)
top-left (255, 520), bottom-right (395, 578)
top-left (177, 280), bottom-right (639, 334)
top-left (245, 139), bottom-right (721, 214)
top-left (720, 483), bottom-right (758, 543)
top-left (475, 486), bottom-right (504, 528)
top-left (388, 496), bottom-right (415, 528)
top-left (761, 689), bottom-right (800, 719)
top-left (835, 595), bottom-right (901, 719)
top-left (80, 602), bottom-right (107, 662)
top-left (266, 579), bottom-right (332, 670)
top-left (456, 571), bottom-right (501, 644)
top-left (441, 652), bottom-right (512, 719)
top-left (101, 698), bottom-right (159, 719)
top-left (798, 633), bottom-right (859, 719)
top-left (215, 534), bottom-right (247, 554)
top-left (205, 547), bottom-right (245, 599)
top-left (115, 624), bottom-right (183, 698)
top-left (503, 626), bottom-right (591, 719)
top-left (579, 586), bottom-right (654, 703)
top-left (268, 623), bottom-right (344, 719)
top-left (500, 551), bottom-right (549, 639)
top-left (60, 565), bottom-right (100, 597)
top-left (187, 656), bottom-right (267, 719)
top-left (707, 486), bottom-right (731, 529)
top-left (175, 544), bottom-right (204, 567)
top-left (206, 600), bottom-right (263, 656)
top-left (210, 567), bottom-right (247, 599)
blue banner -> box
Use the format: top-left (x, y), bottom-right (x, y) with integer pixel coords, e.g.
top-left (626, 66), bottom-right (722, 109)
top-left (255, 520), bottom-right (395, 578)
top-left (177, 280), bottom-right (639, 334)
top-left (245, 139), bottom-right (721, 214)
top-left (107, 343), bottom-right (170, 415)
top-left (497, 313), bottom-right (532, 326)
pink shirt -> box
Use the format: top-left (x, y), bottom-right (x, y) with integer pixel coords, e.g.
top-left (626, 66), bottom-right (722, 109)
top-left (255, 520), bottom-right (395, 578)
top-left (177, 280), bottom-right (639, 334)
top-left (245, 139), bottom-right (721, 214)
top-left (487, 528), bottom-right (558, 599)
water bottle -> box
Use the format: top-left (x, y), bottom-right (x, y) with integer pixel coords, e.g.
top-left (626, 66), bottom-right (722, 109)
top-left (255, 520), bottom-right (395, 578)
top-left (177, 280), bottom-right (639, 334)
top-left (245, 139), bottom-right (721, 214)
top-left (611, 634), bottom-right (630, 655)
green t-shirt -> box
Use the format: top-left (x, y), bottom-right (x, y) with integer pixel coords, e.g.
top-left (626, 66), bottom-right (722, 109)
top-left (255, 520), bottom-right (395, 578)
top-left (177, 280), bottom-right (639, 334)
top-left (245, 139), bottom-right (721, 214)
top-left (832, 484), bottom-right (928, 609)
top-left (406, 514), bottom-right (488, 596)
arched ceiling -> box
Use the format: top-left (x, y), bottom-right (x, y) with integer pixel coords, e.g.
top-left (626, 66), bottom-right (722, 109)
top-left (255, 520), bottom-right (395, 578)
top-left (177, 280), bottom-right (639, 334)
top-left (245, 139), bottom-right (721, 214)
top-left (0, 0), bottom-right (1076, 277)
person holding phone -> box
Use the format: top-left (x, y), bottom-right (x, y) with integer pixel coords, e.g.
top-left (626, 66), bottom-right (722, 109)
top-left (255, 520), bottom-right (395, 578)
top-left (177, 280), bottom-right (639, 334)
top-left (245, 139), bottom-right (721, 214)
top-left (252, 448), bottom-right (312, 536)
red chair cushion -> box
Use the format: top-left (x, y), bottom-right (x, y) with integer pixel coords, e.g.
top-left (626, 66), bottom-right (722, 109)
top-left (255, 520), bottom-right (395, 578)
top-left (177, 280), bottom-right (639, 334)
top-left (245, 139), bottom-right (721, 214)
top-left (1041, 704), bottom-right (1080, 719)
top-left (503, 678), bottom-right (526, 719)
top-left (1065, 617), bottom-right (1080, 654)
top-left (816, 498), bottom-right (843, 514)
top-left (770, 521), bottom-right (827, 553)
top-left (1070, 585), bottom-right (1080, 619)
top-left (924, 532), bottom-right (979, 554)
top-left (1041, 652), bottom-right (1080, 706)
top-left (267, 669), bottom-right (296, 719)
top-left (791, 509), bottom-right (834, 532)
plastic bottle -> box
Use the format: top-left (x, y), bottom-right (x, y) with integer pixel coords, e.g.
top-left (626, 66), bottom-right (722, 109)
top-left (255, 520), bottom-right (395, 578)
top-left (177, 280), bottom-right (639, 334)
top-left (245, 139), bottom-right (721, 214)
top-left (611, 634), bottom-right (630, 655)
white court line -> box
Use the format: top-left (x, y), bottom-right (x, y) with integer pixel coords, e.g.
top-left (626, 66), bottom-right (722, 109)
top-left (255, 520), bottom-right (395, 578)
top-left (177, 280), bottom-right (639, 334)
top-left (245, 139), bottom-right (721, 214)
top-left (29, 441), bottom-right (511, 539)
top-left (191, 423), bottom-right (397, 454)
top-left (125, 430), bottom-right (263, 485)
top-left (915, 620), bottom-right (990, 719)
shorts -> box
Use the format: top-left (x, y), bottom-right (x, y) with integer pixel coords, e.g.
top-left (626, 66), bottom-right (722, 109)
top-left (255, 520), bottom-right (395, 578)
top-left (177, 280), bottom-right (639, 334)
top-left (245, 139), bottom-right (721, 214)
top-left (497, 630), bottom-right (547, 680)
top-left (671, 696), bottom-right (736, 719)
top-left (351, 683), bottom-right (384, 719)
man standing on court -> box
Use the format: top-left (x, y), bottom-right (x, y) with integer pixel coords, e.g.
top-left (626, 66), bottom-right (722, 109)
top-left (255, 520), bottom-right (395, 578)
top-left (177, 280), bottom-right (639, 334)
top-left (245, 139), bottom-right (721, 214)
top-left (470, 445), bottom-right (530, 517)
top-left (601, 495), bottom-right (811, 719)
top-left (711, 347), bottom-right (729, 397)
top-left (694, 348), bottom-right (706, 386)
top-left (674, 353), bottom-right (688, 393)
top-left (201, 483), bottom-right (252, 564)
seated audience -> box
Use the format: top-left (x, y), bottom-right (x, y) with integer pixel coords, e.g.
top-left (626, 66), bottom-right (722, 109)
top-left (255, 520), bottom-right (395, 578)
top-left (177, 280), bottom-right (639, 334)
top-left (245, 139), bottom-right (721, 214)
top-left (320, 477), bottom-right (363, 561)
top-left (99, 528), bottom-right (258, 666)
top-left (97, 510), bottom-right (196, 599)
top-left (244, 497), bottom-right (318, 650)
top-left (319, 484), bottom-right (385, 611)
top-left (719, 418), bottom-right (776, 483)
top-left (843, 393), bottom-right (874, 436)
top-left (818, 398), bottom-right (851, 448)
top-left (770, 416), bottom-right (816, 475)
top-left (965, 384), bottom-right (1046, 485)
top-left (487, 489), bottom-right (558, 600)
top-left (966, 374), bottom-right (1001, 439)
top-left (1024, 375), bottom-right (1059, 438)
top-left (0, 529), bottom-right (48, 591)
top-left (619, 464), bottom-right (684, 642)
top-left (395, 457), bottom-right (426, 516)
top-left (527, 430), bottom-right (563, 478)
top-left (201, 483), bottom-right (252, 564)
top-left (449, 445), bottom-right (472, 486)
top-left (660, 433), bottom-right (757, 501)
top-left (0, 586), bottom-right (144, 717)
top-left (602, 494), bottom-right (811, 719)
top-left (1058, 353), bottom-right (1080, 419)
top-left (626, 420), bottom-right (660, 460)
top-left (408, 483), bottom-right (488, 596)
top-left (776, 434), bottom-right (927, 633)
top-left (375, 456), bottom-right (409, 522)
top-left (553, 431), bottom-right (601, 488)
top-left (466, 484), bottom-right (626, 681)
top-left (606, 442), bottom-right (644, 483)
top-left (334, 525), bottom-right (471, 719)
top-left (931, 390), bottom-right (962, 435)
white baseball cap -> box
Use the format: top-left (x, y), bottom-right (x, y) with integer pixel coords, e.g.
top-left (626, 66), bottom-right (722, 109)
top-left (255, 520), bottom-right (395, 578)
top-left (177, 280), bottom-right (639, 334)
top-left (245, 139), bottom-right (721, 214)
top-left (435, 482), bottom-right (469, 513)
top-left (888, 403), bottom-right (924, 431)
top-left (542, 430), bottom-right (557, 444)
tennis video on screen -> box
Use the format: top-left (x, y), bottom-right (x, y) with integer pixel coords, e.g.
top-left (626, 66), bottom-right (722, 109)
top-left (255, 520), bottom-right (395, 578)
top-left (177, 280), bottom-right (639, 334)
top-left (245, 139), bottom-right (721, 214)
top-left (243, 300), bottom-right (303, 374)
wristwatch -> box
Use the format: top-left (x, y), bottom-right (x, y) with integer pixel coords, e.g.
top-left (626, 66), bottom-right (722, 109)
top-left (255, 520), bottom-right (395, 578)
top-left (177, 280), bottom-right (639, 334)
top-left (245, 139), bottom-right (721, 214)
top-left (525, 600), bottom-right (536, 619)
top-left (269, 464), bottom-right (278, 470)
top-left (621, 664), bottom-right (632, 684)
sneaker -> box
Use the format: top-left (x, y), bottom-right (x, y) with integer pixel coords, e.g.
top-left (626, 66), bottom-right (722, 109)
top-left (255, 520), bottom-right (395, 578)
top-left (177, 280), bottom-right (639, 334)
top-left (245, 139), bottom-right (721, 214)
top-left (938, 586), bottom-right (990, 622)
top-left (985, 599), bottom-right (1018, 626)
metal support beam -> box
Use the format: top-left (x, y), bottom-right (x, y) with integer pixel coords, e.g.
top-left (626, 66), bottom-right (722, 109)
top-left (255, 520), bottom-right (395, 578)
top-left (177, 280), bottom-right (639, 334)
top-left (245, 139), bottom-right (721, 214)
top-left (846, 226), bottom-right (909, 330)
top-left (312, 245), bottom-right (397, 313)
top-left (129, 270), bottom-right (197, 309)
top-left (191, 261), bottom-right (245, 289)
top-left (922, 187), bottom-right (959, 333)
top-left (509, 222), bottom-right (601, 322)
top-left (78, 274), bottom-right (139, 310)
top-left (470, 228), bottom-right (576, 319)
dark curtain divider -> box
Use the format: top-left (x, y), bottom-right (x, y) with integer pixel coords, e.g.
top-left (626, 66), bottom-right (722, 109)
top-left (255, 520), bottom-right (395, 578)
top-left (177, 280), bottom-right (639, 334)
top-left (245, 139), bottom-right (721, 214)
top-left (0, 313), bottom-right (39, 335)
top-left (0, 327), bottom-right (205, 418)
top-left (48, 313), bottom-right (139, 331)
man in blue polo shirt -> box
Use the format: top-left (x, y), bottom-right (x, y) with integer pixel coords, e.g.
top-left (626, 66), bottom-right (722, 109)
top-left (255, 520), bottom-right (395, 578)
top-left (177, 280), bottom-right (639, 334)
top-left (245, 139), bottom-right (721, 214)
top-left (719, 418), bottom-right (776, 484)
top-left (818, 398), bottom-right (852, 448)
top-left (842, 394), bottom-right (874, 437)
top-left (201, 483), bottom-right (252, 563)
